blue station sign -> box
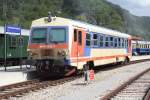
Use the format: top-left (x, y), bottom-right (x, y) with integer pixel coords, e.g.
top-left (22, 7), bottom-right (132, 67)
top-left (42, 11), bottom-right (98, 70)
top-left (5, 25), bottom-right (21, 33)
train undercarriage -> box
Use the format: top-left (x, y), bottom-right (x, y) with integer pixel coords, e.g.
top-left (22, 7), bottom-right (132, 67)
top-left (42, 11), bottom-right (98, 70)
top-left (34, 59), bottom-right (76, 78)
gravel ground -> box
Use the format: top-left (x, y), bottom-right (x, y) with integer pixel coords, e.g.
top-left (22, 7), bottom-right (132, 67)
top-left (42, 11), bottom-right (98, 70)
top-left (9, 61), bottom-right (150, 100)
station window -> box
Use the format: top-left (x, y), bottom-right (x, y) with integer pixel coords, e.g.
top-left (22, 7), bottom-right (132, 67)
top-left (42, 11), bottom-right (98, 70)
top-left (93, 33), bottom-right (98, 46)
top-left (114, 38), bottom-right (118, 48)
top-left (86, 33), bottom-right (91, 46)
top-left (10, 36), bottom-right (17, 48)
top-left (110, 37), bottom-right (114, 47)
top-left (99, 35), bottom-right (104, 47)
top-left (105, 36), bottom-right (109, 47)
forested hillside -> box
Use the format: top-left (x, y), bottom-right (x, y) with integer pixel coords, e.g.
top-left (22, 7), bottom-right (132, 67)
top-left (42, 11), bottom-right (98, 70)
top-left (0, 0), bottom-right (150, 40)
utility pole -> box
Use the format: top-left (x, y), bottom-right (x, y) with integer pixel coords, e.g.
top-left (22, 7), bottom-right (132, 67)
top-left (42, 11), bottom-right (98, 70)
top-left (3, 0), bottom-right (7, 71)
top-left (19, 1), bottom-right (24, 69)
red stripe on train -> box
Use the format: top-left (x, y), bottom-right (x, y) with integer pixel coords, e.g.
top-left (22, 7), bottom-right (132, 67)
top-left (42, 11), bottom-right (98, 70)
top-left (28, 43), bottom-right (68, 49)
top-left (70, 54), bottom-right (131, 63)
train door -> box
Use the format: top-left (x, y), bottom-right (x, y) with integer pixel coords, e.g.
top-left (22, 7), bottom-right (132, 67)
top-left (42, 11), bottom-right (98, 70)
top-left (71, 28), bottom-right (85, 58)
top-left (128, 38), bottom-right (131, 54)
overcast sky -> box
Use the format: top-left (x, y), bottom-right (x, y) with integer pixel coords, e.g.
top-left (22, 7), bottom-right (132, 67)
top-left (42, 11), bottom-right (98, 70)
top-left (107, 0), bottom-right (150, 16)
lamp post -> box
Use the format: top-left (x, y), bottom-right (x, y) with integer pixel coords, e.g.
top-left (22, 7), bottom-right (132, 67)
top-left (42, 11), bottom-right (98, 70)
top-left (4, 24), bottom-right (7, 71)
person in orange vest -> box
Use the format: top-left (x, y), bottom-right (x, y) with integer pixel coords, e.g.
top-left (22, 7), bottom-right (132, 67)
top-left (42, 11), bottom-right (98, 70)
top-left (83, 64), bottom-right (89, 84)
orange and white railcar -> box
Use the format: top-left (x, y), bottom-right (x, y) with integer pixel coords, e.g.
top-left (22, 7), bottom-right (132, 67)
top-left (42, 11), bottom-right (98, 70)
top-left (28, 16), bottom-right (132, 77)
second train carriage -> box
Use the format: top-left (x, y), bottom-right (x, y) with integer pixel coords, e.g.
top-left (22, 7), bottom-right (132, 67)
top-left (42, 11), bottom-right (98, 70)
top-left (28, 16), bottom-right (132, 77)
top-left (132, 40), bottom-right (150, 55)
top-left (0, 26), bottom-right (29, 66)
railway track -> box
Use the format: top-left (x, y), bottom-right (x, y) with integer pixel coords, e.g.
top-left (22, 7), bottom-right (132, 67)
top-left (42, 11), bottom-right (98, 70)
top-left (0, 58), bottom-right (150, 99)
top-left (101, 68), bottom-right (150, 100)
top-left (0, 76), bottom-right (78, 99)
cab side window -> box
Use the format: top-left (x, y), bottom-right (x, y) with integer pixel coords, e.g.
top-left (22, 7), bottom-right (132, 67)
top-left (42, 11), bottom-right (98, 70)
top-left (74, 29), bottom-right (77, 42)
top-left (78, 31), bottom-right (82, 45)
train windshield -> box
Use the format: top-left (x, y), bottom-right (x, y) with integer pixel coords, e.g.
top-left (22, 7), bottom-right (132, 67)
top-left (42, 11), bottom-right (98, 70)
top-left (31, 28), bottom-right (47, 43)
top-left (49, 28), bottom-right (66, 43)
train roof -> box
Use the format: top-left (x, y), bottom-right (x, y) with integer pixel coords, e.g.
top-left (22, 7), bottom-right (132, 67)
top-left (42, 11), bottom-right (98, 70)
top-left (132, 40), bottom-right (150, 44)
top-left (32, 17), bottom-right (131, 38)
top-left (0, 26), bottom-right (29, 36)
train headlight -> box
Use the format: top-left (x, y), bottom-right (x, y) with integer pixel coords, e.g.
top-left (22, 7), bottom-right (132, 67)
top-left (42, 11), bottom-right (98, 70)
top-left (28, 51), bottom-right (33, 56)
top-left (57, 50), bottom-right (66, 57)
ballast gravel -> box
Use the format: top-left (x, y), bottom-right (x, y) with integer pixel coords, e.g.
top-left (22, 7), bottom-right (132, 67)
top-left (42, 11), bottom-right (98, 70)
top-left (10, 61), bottom-right (150, 100)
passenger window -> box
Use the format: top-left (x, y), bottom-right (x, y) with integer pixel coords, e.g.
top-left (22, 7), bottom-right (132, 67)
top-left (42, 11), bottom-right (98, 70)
top-left (127, 40), bottom-right (128, 47)
top-left (114, 38), bottom-right (118, 48)
top-left (122, 38), bottom-right (124, 48)
top-left (99, 35), bottom-right (104, 47)
top-left (118, 38), bottom-right (121, 48)
top-left (105, 36), bottom-right (109, 47)
top-left (93, 34), bottom-right (98, 46)
top-left (18, 37), bottom-right (24, 46)
top-left (10, 36), bottom-right (17, 48)
top-left (125, 39), bottom-right (127, 48)
top-left (86, 33), bottom-right (91, 46)
top-left (110, 37), bottom-right (114, 47)
top-left (78, 31), bottom-right (82, 45)
top-left (74, 29), bottom-right (77, 42)
top-left (132, 43), bottom-right (135, 48)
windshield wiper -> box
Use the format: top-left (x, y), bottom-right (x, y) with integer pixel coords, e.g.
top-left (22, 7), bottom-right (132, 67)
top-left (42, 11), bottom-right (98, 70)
top-left (52, 41), bottom-right (58, 44)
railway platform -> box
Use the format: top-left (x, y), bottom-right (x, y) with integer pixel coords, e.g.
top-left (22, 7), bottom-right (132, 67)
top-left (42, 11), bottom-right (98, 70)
top-left (131, 55), bottom-right (150, 61)
top-left (0, 65), bottom-right (36, 87)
